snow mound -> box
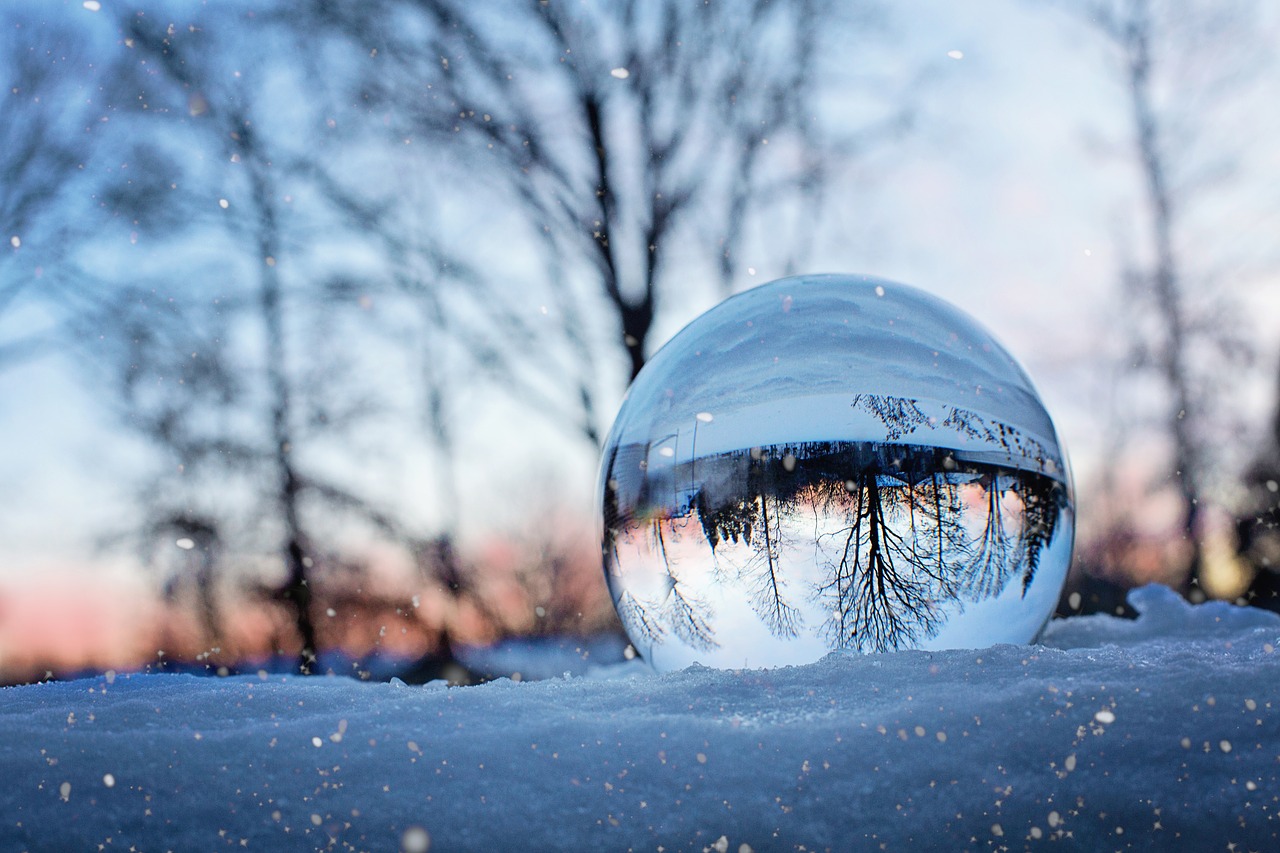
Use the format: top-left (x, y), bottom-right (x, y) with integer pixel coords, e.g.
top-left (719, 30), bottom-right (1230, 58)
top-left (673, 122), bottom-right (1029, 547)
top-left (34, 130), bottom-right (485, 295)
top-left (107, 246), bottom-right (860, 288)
top-left (1042, 583), bottom-right (1280, 649)
top-left (2, 585), bottom-right (1279, 851)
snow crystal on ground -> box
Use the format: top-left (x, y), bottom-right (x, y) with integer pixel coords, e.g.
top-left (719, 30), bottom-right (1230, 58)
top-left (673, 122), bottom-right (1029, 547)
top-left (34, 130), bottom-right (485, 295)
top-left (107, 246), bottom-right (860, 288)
top-left (2, 585), bottom-right (1279, 851)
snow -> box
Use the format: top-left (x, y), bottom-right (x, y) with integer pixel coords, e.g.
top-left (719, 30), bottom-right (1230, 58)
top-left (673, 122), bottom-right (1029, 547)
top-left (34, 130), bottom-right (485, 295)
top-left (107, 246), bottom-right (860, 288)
top-left (3, 586), bottom-right (1279, 851)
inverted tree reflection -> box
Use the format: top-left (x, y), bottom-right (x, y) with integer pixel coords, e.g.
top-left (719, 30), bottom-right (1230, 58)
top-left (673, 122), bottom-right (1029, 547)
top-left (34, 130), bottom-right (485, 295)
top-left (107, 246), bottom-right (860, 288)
top-left (609, 517), bottom-right (719, 654)
top-left (695, 459), bottom-right (803, 640)
top-left (811, 468), bottom-right (960, 653)
top-left (604, 431), bottom-right (1068, 656)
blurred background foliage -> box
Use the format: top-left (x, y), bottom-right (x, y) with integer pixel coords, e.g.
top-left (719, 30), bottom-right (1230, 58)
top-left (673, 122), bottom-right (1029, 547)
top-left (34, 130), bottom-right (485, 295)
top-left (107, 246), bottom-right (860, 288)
top-left (1, 0), bottom-right (1278, 684)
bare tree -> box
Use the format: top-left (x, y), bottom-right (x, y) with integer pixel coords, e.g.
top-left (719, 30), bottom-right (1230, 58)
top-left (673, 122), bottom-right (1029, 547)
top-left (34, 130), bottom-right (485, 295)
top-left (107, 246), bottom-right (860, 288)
top-left (91, 5), bottom-right (544, 675)
top-left (112, 15), bottom-right (321, 669)
top-left (0, 15), bottom-right (146, 371)
top-left (319, 0), bottom-right (902, 444)
top-left (0, 12), bottom-right (235, 647)
top-left (1235, 354), bottom-right (1280, 607)
top-left (1073, 0), bottom-right (1267, 592)
top-left (82, 8), bottom-right (470, 672)
top-left (812, 470), bottom-right (951, 653)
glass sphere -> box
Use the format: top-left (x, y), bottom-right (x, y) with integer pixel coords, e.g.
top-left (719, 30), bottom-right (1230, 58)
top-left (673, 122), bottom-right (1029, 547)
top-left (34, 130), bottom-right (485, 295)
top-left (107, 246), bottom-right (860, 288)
top-left (598, 274), bottom-right (1074, 672)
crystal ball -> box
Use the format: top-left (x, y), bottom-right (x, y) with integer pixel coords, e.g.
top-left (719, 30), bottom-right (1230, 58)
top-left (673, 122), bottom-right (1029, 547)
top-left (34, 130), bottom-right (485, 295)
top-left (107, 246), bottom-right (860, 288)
top-left (598, 274), bottom-right (1074, 672)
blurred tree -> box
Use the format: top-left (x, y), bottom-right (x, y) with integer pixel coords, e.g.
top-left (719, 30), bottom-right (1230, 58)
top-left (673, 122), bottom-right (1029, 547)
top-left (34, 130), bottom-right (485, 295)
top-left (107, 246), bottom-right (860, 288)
top-left (1235, 355), bottom-right (1280, 608)
top-left (319, 0), bottom-right (906, 444)
top-left (0, 15), bottom-right (144, 371)
top-left (93, 5), bottom-right (542, 675)
top-left (1073, 0), bottom-right (1267, 595)
top-left (100, 12), bottom-right (328, 670)
top-left (89, 8), bottom-right (466, 672)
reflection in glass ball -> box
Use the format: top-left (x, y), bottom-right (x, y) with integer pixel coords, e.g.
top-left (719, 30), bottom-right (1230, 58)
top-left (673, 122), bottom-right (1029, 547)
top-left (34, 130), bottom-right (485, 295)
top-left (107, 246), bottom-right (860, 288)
top-left (598, 274), bottom-right (1074, 672)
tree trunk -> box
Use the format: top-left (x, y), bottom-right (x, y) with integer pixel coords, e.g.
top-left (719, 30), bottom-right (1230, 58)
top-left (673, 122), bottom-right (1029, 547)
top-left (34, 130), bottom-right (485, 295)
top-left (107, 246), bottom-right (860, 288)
top-left (1125, 8), bottom-right (1203, 589)
top-left (247, 145), bottom-right (318, 673)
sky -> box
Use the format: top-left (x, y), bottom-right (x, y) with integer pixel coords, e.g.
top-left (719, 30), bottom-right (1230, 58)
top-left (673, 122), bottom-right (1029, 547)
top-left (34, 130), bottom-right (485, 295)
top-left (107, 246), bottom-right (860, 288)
top-left (1, 0), bottom-right (1278, 669)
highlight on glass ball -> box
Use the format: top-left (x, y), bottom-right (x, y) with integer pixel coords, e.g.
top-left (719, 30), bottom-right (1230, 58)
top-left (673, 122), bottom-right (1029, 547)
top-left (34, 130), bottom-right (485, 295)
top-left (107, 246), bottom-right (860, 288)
top-left (598, 274), bottom-right (1074, 673)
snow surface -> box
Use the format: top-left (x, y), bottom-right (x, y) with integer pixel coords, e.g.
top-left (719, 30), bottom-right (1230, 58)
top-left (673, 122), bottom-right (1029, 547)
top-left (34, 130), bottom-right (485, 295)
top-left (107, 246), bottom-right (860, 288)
top-left (3, 585), bottom-right (1280, 851)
